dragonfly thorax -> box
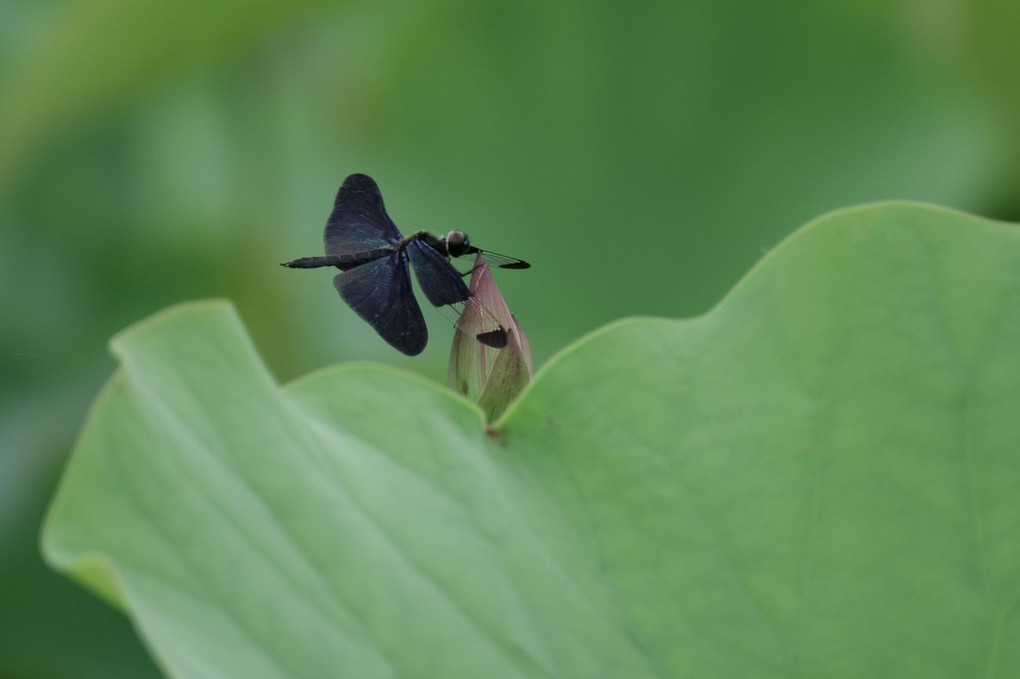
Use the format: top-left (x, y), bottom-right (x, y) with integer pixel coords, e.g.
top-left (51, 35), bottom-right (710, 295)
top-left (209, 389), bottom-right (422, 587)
top-left (445, 229), bottom-right (471, 258)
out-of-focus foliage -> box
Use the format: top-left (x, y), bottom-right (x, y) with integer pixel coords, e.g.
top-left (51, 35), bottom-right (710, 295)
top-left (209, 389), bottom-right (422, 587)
top-left (2, 0), bottom-right (1019, 676)
top-left (43, 204), bottom-right (1020, 678)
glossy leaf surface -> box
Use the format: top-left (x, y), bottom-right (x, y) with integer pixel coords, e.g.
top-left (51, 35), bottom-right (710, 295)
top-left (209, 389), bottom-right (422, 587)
top-left (44, 204), bottom-right (1020, 678)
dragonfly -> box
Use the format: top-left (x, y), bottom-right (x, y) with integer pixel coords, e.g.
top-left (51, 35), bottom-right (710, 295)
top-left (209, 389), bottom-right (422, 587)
top-left (282, 173), bottom-right (530, 356)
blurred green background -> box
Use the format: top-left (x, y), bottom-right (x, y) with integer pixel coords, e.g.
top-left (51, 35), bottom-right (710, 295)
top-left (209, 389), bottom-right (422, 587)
top-left (1, 1), bottom-right (1018, 676)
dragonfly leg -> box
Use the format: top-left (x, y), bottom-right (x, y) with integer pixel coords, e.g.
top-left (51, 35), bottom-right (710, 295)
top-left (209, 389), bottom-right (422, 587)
top-left (460, 263), bottom-right (484, 278)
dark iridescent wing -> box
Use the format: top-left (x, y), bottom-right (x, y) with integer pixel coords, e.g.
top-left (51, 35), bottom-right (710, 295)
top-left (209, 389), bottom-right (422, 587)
top-left (323, 174), bottom-right (402, 257)
top-left (406, 240), bottom-right (471, 307)
top-left (333, 251), bottom-right (427, 356)
top-left (408, 240), bottom-right (508, 348)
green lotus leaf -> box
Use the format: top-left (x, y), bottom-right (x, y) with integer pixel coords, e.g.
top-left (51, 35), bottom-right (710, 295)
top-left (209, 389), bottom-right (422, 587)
top-left (43, 203), bottom-right (1020, 677)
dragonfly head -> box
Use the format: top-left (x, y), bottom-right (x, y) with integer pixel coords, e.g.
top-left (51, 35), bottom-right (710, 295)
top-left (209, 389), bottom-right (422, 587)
top-left (445, 229), bottom-right (472, 257)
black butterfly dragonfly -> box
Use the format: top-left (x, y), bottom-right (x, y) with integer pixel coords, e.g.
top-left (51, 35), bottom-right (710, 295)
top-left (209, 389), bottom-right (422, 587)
top-left (282, 173), bottom-right (530, 356)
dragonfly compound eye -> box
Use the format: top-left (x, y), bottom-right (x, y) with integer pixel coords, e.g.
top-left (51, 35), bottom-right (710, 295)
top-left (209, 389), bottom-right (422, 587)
top-left (446, 229), bottom-right (470, 257)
